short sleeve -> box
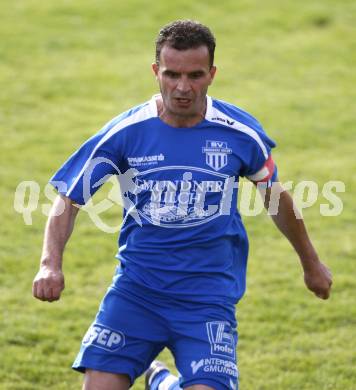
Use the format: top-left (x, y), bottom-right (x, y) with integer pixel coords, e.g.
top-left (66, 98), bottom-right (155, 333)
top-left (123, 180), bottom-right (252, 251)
top-left (241, 125), bottom-right (278, 187)
top-left (50, 118), bottom-right (124, 205)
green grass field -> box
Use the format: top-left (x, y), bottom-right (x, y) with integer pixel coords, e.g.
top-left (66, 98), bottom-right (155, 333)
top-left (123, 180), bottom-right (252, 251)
top-left (1, 0), bottom-right (355, 389)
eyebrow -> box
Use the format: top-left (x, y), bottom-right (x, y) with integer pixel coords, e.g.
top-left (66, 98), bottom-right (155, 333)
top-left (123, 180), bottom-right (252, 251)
top-left (162, 69), bottom-right (206, 76)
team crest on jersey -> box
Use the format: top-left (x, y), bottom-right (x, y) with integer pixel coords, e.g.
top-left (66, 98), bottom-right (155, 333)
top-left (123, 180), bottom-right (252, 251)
top-left (202, 140), bottom-right (232, 171)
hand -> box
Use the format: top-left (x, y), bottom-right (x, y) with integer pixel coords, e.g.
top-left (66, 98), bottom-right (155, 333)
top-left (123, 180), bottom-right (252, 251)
top-left (32, 266), bottom-right (65, 302)
top-left (303, 260), bottom-right (332, 300)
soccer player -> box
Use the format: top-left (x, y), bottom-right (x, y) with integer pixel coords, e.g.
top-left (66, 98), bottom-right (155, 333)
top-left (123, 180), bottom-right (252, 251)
top-left (32, 20), bottom-right (332, 390)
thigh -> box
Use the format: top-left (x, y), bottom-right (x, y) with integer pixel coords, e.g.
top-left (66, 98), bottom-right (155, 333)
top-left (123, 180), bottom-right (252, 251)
top-left (73, 287), bottom-right (169, 385)
top-left (83, 369), bottom-right (130, 390)
top-left (170, 315), bottom-right (239, 390)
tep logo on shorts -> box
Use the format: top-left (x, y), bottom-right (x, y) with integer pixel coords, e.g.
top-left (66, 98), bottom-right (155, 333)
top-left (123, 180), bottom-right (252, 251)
top-left (82, 323), bottom-right (125, 352)
top-left (206, 321), bottom-right (236, 359)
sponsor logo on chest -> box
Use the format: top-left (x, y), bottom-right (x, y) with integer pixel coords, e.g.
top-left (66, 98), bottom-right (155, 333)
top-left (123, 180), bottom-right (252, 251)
top-left (127, 153), bottom-right (165, 167)
top-left (133, 167), bottom-right (236, 228)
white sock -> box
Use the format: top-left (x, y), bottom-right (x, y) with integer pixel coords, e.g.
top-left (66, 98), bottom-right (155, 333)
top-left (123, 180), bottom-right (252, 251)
top-left (157, 374), bottom-right (180, 390)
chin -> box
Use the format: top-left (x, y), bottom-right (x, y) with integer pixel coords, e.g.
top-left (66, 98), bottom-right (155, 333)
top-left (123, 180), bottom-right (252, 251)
top-left (172, 104), bottom-right (196, 115)
top-left (174, 109), bottom-right (196, 117)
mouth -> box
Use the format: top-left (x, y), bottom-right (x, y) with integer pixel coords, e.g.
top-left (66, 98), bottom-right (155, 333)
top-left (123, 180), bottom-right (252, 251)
top-left (174, 97), bottom-right (192, 107)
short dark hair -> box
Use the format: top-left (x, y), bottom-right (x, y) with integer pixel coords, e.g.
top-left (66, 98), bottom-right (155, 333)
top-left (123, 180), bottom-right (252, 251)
top-left (155, 20), bottom-right (216, 67)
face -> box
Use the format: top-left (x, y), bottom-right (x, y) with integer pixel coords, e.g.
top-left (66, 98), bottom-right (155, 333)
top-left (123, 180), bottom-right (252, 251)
top-left (152, 44), bottom-right (216, 126)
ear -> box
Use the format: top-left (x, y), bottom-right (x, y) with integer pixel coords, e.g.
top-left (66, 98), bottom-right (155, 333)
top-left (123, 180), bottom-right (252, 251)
top-left (209, 66), bottom-right (217, 84)
top-left (152, 63), bottom-right (159, 77)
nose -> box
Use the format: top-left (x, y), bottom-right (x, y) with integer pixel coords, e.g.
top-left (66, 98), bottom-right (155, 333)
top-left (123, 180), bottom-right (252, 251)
top-left (176, 75), bottom-right (191, 94)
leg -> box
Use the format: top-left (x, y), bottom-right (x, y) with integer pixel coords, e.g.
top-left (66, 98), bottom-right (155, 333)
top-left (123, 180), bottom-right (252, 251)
top-left (146, 313), bottom-right (238, 390)
top-left (73, 286), bottom-right (169, 388)
top-left (170, 313), bottom-right (239, 390)
top-left (83, 369), bottom-right (130, 390)
top-left (146, 362), bottom-right (215, 390)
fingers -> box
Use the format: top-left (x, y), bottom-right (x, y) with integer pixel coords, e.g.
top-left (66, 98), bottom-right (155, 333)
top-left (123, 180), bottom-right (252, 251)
top-left (44, 287), bottom-right (57, 302)
top-left (315, 289), bottom-right (330, 300)
top-left (32, 273), bottom-right (64, 302)
top-left (32, 279), bottom-right (44, 300)
top-left (324, 267), bottom-right (333, 282)
top-left (50, 286), bottom-right (63, 301)
top-left (33, 280), bottom-right (51, 301)
top-left (314, 278), bottom-right (332, 300)
top-left (33, 283), bottom-right (61, 302)
top-left (304, 261), bottom-right (333, 300)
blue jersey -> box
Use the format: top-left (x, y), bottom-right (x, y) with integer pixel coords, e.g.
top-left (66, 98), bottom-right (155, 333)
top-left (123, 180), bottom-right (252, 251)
top-left (50, 95), bottom-right (277, 304)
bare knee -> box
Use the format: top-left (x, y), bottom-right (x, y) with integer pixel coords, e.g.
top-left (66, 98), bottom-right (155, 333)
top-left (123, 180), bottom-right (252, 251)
top-left (83, 369), bottom-right (130, 390)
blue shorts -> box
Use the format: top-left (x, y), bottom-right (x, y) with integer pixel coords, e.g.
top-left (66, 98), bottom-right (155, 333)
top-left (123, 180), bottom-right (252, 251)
top-left (73, 271), bottom-right (239, 390)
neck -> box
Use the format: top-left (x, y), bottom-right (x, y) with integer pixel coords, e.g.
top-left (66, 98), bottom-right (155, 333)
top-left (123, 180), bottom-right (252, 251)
top-left (156, 96), bottom-right (207, 128)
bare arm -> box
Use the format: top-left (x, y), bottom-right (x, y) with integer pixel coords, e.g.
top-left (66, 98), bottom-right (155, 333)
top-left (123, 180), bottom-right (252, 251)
top-left (32, 194), bottom-right (80, 302)
top-left (260, 182), bottom-right (332, 299)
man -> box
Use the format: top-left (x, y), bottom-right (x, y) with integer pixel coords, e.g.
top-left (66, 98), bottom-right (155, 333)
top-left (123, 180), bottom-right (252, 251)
top-left (33, 20), bottom-right (332, 390)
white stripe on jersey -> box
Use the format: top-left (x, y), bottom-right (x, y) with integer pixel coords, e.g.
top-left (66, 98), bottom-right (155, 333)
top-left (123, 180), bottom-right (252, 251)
top-left (247, 166), bottom-right (270, 181)
top-left (66, 103), bottom-right (155, 197)
top-left (206, 99), bottom-right (269, 159)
